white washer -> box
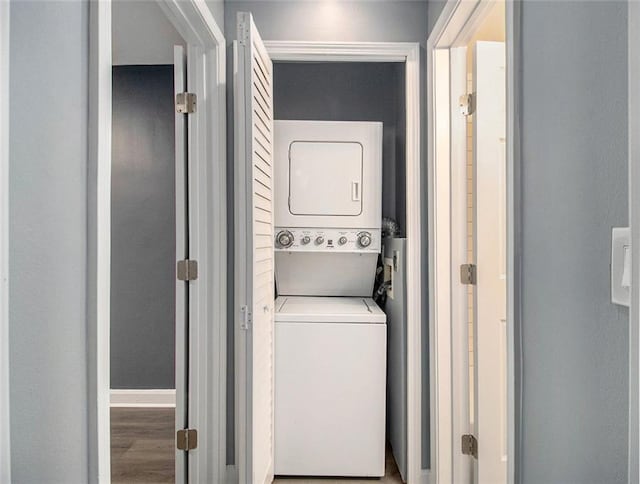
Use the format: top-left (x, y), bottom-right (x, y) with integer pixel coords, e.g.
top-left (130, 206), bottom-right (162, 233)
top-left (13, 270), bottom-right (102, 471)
top-left (274, 296), bottom-right (387, 477)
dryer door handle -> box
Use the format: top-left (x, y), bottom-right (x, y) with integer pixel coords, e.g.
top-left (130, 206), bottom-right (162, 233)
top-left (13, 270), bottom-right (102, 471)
top-left (352, 181), bottom-right (361, 201)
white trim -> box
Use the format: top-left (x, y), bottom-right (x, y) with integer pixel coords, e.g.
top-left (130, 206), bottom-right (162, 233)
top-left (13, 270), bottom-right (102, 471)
top-left (505, 3), bottom-right (521, 482)
top-left (0, 1), bottom-right (11, 482)
top-left (264, 41), bottom-right (419, 62)
top-left (89, 1), bottom-right (227, 483)
top-left (425, 41), bottom-right (436, 484)
top-left (110, 389), bottom-right (177, 408)
top-left (427, 1), bottom-right (518, 483)
top-left (629, 1), bottom-right (640, 482)
top-left (159, 0), bottom-right (224, 49)
top-left (264, 41), bottom-right (422, 484)
top-left (88, 1), bottom-right (112, 481)
top-left (404, 43), bottom-right (422, 484)
top-left (450, 45), bottom-right (472, 484)
top-left (427, 46), bottom-right (453, 484)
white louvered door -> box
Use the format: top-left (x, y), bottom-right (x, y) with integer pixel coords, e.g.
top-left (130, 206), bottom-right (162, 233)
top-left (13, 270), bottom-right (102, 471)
top-left (234, 12), bottom-right (275, 484)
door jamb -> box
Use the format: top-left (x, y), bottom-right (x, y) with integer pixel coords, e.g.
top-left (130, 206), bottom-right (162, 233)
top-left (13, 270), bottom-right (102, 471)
top-left (426, 1), bottom-right (520, 483)
top-left (88, 1), bottom-right (227, 482)
top-left (449, 44), bottom-right (471, 484)
top-left (263, 40), bottom-right (422, 484)
top-left (0, 1), bottom-right (10, 481)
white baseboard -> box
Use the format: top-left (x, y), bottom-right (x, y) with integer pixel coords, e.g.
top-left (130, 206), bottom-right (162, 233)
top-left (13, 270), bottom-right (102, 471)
top-left (110, 389), bottom-right (176, 408)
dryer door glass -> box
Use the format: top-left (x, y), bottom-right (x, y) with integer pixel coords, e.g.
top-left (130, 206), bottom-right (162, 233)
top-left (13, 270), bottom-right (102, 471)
top-left (288, 141), bottom-right (363, 216)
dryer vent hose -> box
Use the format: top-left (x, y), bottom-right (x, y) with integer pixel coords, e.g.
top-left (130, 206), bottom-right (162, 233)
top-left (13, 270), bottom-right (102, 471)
top-left (382, 217), bottom-right (401, 238)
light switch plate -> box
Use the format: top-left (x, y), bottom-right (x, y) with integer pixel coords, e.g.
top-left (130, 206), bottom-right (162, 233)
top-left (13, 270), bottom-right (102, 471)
top-left (612, 227), bottom-right (631, 307)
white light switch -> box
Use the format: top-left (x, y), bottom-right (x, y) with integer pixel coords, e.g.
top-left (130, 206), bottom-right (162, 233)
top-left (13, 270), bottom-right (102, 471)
top-left (612, 227), bottom-right (631, 307)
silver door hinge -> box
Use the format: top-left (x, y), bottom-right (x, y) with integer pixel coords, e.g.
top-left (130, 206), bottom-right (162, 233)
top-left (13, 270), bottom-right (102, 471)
top-left (459, 93), bottom-right (475, 116)
top-left (460, 263), bottom-right (477, 285)
top-left (176, 429), bottom-right (198, 451)
top-left (240, 305), bottom-right (252, 330)
top-left (177, 259), bottom-right (198, 281)
top-left (176, 92), bottom-right (197, 114)
top-left (461, 434), bottom-right (478, 458)
top-left (238, 15), bottom-right (250, 45)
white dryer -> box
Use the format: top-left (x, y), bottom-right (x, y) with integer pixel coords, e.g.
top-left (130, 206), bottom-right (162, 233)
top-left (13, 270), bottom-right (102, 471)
top-left (274, 296), bottom-right (386, 477)
top-left (274, 120), bottom-right (382, 230)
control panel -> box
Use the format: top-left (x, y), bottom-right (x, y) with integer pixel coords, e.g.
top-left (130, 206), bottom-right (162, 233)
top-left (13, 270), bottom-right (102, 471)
top-left (274, 228), bottom-right (381, 252)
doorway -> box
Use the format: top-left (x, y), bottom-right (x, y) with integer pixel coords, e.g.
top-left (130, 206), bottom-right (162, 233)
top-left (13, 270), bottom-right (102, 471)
top-left (109, 63), bottom-right (179, 483)
top-left (89, 1), bottom-right (227, 482)
top-left (272, 62), bottom-right (405, 484)
top-left (427, 0), bottom-right (516, 483)
top-left (109, 3), bottom-right (186, 482)
top-left (232, 15), bottom-right (422, 483)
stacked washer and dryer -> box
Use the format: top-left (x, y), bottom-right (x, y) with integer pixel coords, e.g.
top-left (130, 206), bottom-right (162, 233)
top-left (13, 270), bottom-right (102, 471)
top-left (273, 120), bottom-right (387, 477)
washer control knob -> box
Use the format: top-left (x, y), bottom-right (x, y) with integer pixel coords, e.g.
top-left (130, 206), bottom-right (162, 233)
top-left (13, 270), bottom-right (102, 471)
top-left (358, 232), bottom-right (372, 248)
top-left (338, 236), bottom-right (348, 246)
top-left (301, 235), bottom-right (311, 245)
top-left (315, 236), bottom-right (325, 245)
top-left (276, 230), bottom-right (294, 248)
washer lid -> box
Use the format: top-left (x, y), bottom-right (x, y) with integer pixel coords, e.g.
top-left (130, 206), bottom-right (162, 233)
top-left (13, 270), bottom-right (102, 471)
top-left (275, 296), bottom-right (386, 323)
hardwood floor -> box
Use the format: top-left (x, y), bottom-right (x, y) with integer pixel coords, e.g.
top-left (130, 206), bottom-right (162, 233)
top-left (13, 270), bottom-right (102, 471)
top-left (273, 442), bottom-right (404, 484)
top-left (111, 408), bottom-right (404, 484)
top-left (111, 407), bottom-right (175, 483)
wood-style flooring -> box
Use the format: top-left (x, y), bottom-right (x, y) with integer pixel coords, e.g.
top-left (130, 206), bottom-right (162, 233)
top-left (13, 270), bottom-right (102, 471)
top-left (111, 407), bottom-right (404, 484)
top-left (111, 407), bottom-right (175, 483)
top-left (272, 442), bottom-right (404, 484)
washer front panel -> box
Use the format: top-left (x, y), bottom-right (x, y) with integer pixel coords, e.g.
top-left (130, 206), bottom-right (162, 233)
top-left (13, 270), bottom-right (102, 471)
top-left (274, 321), bottom-right (386, 476)
top-left (274, 227), bottom-right (381, 252)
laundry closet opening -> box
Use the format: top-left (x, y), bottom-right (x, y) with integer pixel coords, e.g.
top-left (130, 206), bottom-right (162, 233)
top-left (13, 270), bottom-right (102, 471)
top-left (271, 61), bottom-right (408, 481)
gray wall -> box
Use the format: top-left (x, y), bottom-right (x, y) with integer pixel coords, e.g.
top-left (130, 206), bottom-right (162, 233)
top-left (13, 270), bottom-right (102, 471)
top-left (112, 0), bottom-right (185, 65)
top-left (518, 2), bottom-right (629, 482)
top-left (9, 1), bottom-right (89, 482)
top-left (224, 0), bottom-right (430, 467)
top-left (427, 0), bottom-right (446, 37)
top-left (629, 3), bottom-right (640, 482)
top-left (207, 0), bottom-right (224, 31)
top-left (111, 66), bottom-right (176, 390)
top-left (273, 62), bottom-right (406, 230)
top-left (225, 0), bottom-right (428, 44)
top-left (112, 0), bottom-right (223, 66)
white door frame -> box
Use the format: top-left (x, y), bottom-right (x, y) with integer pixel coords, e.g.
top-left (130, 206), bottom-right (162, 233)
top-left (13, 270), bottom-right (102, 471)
top-left (427, 1), bottom-right (520, 483)
top-left (262, 40), bottom-right (422, 483)
top-left (629, 2), bottom-right (640, 482)
top-left (88, 1), bottom-right (228, 482)
top-left (0, 1), bottom-right (11, 481)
